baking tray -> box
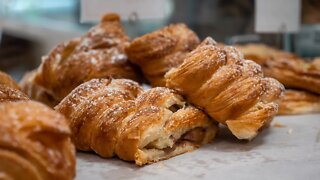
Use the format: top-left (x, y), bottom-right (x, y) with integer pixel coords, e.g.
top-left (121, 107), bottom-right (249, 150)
top-left (76, 114), bottom-right (320, 180)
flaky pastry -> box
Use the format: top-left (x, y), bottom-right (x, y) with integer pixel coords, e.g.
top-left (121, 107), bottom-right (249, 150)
top-left (33, 13), bottom-right (140, 101)
top-left (126, 23), bottom-right (200, 86)
top-left (0, 71), bottom-right (29, 102)
top-left (165, 37), bottom-right (284, 140)
top-left (0, 101), bottom-right (75, 180)
top-left (236, 44), bottom-right (320, 94)
top-left (56, 78), bottom-right (217, 165)
top-left (20, 70), bottom-right (59, 107)
top-left (279, 89), bottom-right (320, 115)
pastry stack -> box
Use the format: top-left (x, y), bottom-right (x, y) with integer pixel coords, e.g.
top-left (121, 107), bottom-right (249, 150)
top-left (5, 12), bottom-right (319, 179)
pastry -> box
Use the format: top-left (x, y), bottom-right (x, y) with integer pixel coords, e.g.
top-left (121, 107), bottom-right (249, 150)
top-left (0, 101), bottom-right (75, 180)
top-left (165, 37), bottom-right (284, 140)
top-left (0, 71), bottom-right (20, 89)
top-left (33, 13), bottom-right (140, 101)
top-left (0, 71), bottom-right (29, 102)
top-left (126, 24), bottom-right (200, 87)
top-left (20, 70), bottom-right (59, 107)
top-left (55, 78), bottom-right (217, 165)
top-left (279, 89), bottom-right (320, 115)
top-left (236, 44), bottom-right (320, 94)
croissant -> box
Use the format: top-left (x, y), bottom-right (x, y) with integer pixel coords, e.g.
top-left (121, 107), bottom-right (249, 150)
top-left (20, 70), bottom-right (59, 107)
top-left (0, 71), bottom-right (29, 102)
top-left (278, 90), bottom-right (320, 115)
top-left (33, 13), bottom-right (140, 101)
top-left (0, 101), bottom-right (75, 180)
top-left (125, 23), bottom-right (200, 86)
top-left (165, 37), bottom-right (284, 140)
top-left (55, 78), bottom-right (217, 165)
top-left (236, 44), bottom-right (320, 94)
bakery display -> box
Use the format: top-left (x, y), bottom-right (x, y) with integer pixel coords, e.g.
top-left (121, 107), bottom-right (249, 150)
top-left (0, 101), bottom-right (75, 180)
top-left (165, 37), bottom-right (285, 140)
top-left (56, 78), bottom-right (217, 165)
top-left (0, 71), bottom-right (29, 102)
top-left (279, 89), bottom-right (320, 115)
top-left (3, 10), bottom-right (319, 173)
top-left (126, 24), bottom-right (200, 87)
top-left (236, 44), bottom-right (320, 94)
top-left (27, 13), bottom-right (140, 104)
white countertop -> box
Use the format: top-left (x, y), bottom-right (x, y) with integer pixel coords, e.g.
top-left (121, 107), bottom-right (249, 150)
top-left (76, 114), bottom-right (320, 180)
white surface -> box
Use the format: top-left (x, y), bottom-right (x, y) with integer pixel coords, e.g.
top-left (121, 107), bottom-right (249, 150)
top-left (81, 0), bottom-right (166, 22)
top-left (255, 0), bottom-right (301, 33)
top-left (76, 114), bottom-right (320, 180)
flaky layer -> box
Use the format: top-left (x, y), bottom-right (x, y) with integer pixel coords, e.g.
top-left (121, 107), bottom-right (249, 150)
top-left (126, 23), bottom-right (200, 86)
top-left (0, 101), bottom-right (75, 180)
top-left (165, 37), bottom-right (284, 140)
top-left (56, 79), bottom-right (217, 165)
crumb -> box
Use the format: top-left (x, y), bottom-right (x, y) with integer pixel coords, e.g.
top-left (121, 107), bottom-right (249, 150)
top-left (273, 122), bottom-right (286, 128)
top-left (158, 162), bottom-right (165, 169)
top-left (287, 128), bottom-right (293, 134)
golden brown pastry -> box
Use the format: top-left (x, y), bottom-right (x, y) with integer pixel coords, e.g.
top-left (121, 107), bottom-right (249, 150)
top-left (33, 13), bottom-right (140, 101)
top-left (0, 101), bottom-right (75, 180)
top-left (0, 71), bottom-right (29, 102)
top-left (165, 37), bottom-right (284, 140)
top-left (126, 23), bottom-right (200, 87)
top-left (55, 78), bottom-right (217, 165)
top-left (279, 89), bottom-right (320, 115)
top-left (20, 70), bottom-right (59, 107)
top-left (0, 71), bottom-right (20, 89)
top-left (236, 44), bottom-right (320, 94)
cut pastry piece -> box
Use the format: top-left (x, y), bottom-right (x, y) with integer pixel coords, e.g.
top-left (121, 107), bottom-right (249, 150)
top-left (0, 71), bottom-right (29, 102)
top-left (278, 89), bottom-right (320, 115)
top-left (34, 13), bottom-right (140, 101)
top-left (165, 37), bottom-right (284, 140)
top-left (55, 78), bottom-right (217, 166)
top-left (20, 70), bottom-right (59, 107)
top-left (236, 44), bottom-right (320, 94)
top-left (0, 101), bottom-right (75, 180)
top-left (126, 23), bottom-right (200, 87)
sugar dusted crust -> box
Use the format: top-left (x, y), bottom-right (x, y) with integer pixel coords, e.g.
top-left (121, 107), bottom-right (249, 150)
top-left (236, 44), bottom-right (320, 95)
top-left (33, 13), bottom-right (140, 101)
top-left (0, 71), bottom-right (29, 102)
top-left (165, 37), bottom-right (284, 140)
top-left (126, 23), bottom-right (200, 87)
top-left (56, 79), bottom-right (218, 165)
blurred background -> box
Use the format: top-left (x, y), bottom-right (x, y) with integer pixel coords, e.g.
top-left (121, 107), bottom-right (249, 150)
top-left (0, 0), bottom-right (319, 80)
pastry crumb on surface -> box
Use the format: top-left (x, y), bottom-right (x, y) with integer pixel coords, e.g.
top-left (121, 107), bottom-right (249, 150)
top-left (287, 128), bottom-right (294, 135)
top-left (273, 122), bottom-right (286, 128)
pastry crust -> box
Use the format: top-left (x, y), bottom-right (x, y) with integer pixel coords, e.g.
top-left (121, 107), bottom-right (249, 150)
top-left (0, 101), bottom-right (75, 180)
top-left (20, 70), bottom-right (59, 107)
top-left (279, 89), bottom-right (320, 115)
top-left (126, 23), bottom-right (200, 86)
top-left (0, 71), bottom-right (29, 102)
top-left (34, 13), bottom-right (140, 101)
top-left (236, 44), bottom-right (320, 94)
top-left (56, 78), bottom-right (217, 165)
top-left (165, 37), bottom-right (284, 140)
top-left (0, 71), bottom-right (20, 89)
